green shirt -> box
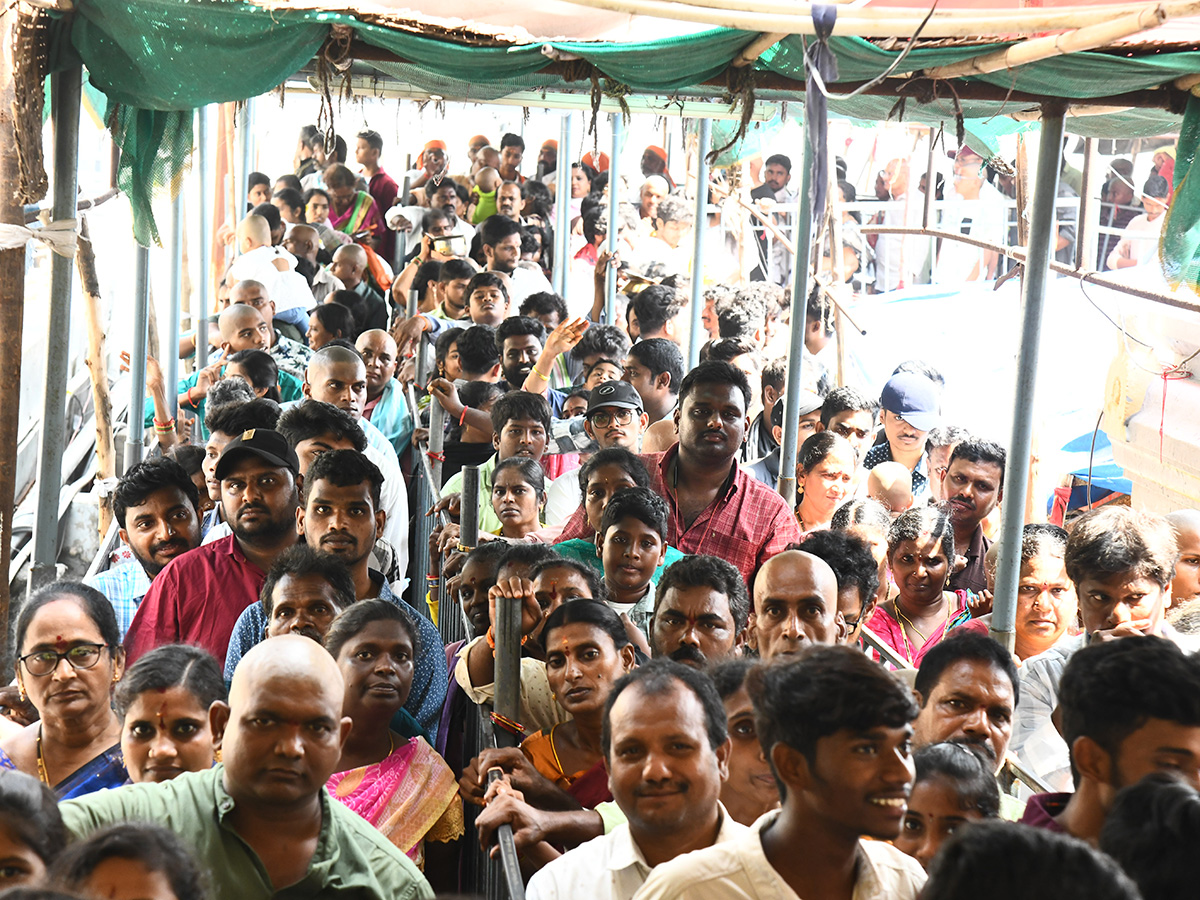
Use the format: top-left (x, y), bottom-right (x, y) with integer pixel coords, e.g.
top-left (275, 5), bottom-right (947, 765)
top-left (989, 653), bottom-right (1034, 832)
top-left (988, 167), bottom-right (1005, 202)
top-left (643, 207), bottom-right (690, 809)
top-left (442, 453), bottom-right (502, 535)
top-left (60, 765), bottom-right (433, 900)
top-left (143, 368), bottom-right (304, 438)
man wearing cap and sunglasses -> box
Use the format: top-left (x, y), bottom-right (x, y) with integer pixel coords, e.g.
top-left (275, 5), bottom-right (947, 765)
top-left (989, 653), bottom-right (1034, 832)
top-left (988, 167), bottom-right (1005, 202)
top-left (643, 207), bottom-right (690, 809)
top-left (542, 381), bottom-right (650, 527)
top-left (862, 371), bottom-right (940, 503)
top-left (124, 429), bottom-right (302, 666)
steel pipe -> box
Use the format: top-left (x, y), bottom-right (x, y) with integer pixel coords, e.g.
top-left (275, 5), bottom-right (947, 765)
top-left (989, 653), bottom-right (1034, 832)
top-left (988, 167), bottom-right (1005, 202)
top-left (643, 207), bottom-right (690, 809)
top-left (605, 113), bottom-right (622, 324)
top-left (197, 106), bottom-right (211, 373)
top-left (776, 126), bottom-right (815, 505)
top-left (687, 119), bottom-right (711, 370)
top-left (30, 66), bottom-right (82, 590)
top-left (125, 246), bottom-right (151, 471)
top-left (990, 107), bottom-right (1067, 653)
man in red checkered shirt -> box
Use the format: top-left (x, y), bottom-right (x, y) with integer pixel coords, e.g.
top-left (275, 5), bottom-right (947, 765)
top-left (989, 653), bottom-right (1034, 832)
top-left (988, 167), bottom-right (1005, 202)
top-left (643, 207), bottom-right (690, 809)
top-left (641, 360), bottom-right (802, 584)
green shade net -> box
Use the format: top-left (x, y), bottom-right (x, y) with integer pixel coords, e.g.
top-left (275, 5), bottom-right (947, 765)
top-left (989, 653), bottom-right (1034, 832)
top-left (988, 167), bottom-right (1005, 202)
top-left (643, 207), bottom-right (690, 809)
top-left (1160, 95), bottom-right (1200, 291)
top-left (47, 0), bottom-right (1199, 247)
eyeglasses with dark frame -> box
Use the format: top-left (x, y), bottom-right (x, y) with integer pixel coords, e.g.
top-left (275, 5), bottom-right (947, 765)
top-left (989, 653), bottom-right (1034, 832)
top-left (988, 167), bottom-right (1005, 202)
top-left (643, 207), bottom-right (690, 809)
top-left (19, 642), bottom-right (111, 677)
top-left (588, 409), bottom-right (636, 428)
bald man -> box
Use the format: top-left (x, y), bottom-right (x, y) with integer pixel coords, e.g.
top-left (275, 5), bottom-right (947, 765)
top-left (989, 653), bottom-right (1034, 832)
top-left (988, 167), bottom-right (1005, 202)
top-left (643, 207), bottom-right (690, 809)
top-left (1168, 509), bottom-right (1200, 630)
top-left (230, 279), bottom-right (312, 379)
top-left (356, 329), bottom-right (413, 456)
top-left (60, 636), bottom-right (432, 899)
top-left (284, 224), bottom-right (344, 304)
top-left (298, 346), bottom-right (409, 571)
top-left (142, 303), bottom-right (303, 437)
top-left (750, 549), bottom-right (844, 659)
top-left (330, 243), bottom-right (388, 331)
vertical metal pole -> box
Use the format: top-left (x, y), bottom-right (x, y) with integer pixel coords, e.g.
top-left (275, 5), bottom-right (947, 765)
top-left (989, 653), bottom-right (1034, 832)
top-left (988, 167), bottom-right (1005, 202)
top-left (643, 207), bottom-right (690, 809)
top-left (605, 113), bottom-right (622, 325)
top-left (553, 113), bottom-right (572, 296)
top-left (1076, 137), bottom-right (1099, 272)
top-left (30, 66), bottom-right (82, 589)
top-left (428, 397), bottom-right (445, 489)
top-left (460, 465), bottom-right (480, 549)
top-left (777, 126), bottom-right (815, 505)
top-left (393, 172), bottom-right (411, 274)
top-left (990, 107), bottom-right (1066, 654)
top-left (687, 119), bottom-right (711, 370)
top-left (197, 106), bottom-right (211, 373)
top-left (493, 591), bottom-right (522, 735)
top-left (125, 247), bottom-right (151, 471)
top-left (166, 191), bottom-right (183, 421)
top-left (238, 102), bottom-right (252, 207)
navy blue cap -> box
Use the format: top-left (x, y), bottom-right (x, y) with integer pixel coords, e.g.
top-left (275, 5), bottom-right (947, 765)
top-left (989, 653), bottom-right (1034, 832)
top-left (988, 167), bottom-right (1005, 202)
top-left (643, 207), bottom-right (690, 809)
top-left (880, 373), bottom-right (940, 432)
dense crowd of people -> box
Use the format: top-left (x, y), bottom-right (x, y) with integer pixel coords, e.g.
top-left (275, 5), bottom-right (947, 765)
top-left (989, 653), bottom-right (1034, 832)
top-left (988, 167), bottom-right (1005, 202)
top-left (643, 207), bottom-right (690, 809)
top-left (0, 123), bottom-right (1194, 900)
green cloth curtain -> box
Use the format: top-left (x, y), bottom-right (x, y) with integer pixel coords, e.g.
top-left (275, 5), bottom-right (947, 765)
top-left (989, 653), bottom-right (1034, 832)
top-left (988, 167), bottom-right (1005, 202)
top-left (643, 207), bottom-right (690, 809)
top-left (48, 0), bottom-right (1197, 247)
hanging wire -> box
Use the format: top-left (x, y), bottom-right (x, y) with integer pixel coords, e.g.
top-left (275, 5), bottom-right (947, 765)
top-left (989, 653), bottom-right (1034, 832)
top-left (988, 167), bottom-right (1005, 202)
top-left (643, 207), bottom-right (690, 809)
top-left (803, 1), bottom-right (939, 102)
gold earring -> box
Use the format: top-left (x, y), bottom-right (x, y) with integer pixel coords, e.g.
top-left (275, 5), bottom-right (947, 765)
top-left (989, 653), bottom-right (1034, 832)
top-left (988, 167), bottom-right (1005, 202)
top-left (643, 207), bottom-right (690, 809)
top-left (17, 683), bottom-right (25, 703)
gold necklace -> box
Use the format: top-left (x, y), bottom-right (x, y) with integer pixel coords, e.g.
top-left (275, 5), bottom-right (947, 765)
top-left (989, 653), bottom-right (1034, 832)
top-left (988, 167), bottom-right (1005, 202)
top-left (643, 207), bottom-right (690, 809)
top-left (36, 728), bottom-right (49, 786)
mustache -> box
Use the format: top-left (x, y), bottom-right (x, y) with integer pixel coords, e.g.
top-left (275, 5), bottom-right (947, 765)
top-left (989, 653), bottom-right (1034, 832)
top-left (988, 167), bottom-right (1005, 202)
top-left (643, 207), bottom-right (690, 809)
top-left (670, 645), bottom-right (706, 664)
top-left (150, 539), bottom-right (189, 556)
top-left (237, 503), bottom-right (270, 517)
top-left (948, 736), bottom-right (997, 763)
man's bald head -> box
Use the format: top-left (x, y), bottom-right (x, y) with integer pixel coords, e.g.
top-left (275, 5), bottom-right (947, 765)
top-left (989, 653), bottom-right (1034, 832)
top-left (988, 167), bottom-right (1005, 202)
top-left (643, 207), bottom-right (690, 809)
top-left (229, 279), bottom-right (275, 324)
top-left (751, 550), bottom-right (843, 660)
top-left (332, 243), bottom-right (366, 267)
top-left (229, 633), bottom-right (345, 714)
top-left (309, 345), bottom-right (364, 377)
top-left (218, 303), bottom-right (270, 353)
top-left (283, 224), bottom-right (320, 263)
top-left (305, 346), bottom-right (368, 417)
top-left (355, 330), bottom-right (398, 400)
top-left (221, 635), bottom-right (350, 809)
top-left (330, 243), bottom-right (367, 289)
top-left (237, 214), bottom-right (272, 251)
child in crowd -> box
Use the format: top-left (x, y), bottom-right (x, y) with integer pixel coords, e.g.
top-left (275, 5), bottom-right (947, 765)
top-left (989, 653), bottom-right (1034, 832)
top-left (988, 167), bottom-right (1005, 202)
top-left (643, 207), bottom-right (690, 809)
top-left (867, 460), bottom-right (915, 515)
top-left (595, 487), bottom-right (669, 637)
top-left (469, 167), bottom-right (501, 224)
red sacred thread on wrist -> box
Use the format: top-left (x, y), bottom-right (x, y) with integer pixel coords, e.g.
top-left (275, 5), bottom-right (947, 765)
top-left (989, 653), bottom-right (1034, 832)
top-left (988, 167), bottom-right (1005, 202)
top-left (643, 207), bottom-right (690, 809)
top-left (459, 405), bottom-right (469, 427)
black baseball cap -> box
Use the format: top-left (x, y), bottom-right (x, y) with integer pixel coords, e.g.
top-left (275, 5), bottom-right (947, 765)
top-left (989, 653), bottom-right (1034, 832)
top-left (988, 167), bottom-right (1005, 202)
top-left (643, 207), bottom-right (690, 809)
top-left (586, 380), bottom-right (643, 415)
top-left (214, 429), bottom-right (301, 480)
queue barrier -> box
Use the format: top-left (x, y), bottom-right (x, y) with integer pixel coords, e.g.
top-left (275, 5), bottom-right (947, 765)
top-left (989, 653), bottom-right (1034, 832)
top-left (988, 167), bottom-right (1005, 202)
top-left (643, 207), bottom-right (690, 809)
top-left (410, 368), bottom-right (523, 900)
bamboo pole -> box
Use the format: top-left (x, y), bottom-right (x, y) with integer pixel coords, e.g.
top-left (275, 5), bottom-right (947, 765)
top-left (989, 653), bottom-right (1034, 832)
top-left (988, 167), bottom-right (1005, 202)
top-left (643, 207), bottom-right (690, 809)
top-left (1016, 135), bottom-right (1031, 250)
top-left (0, 7), bottom-right (27, 634)
top-left (732, 32), bottom-right (789, 67)
top-left (559, 0), bottom-right (1198, 40)
top-left (77, 216), bottom-right (116, 537)
top-left (923, 5), bottom-right (1170, 79)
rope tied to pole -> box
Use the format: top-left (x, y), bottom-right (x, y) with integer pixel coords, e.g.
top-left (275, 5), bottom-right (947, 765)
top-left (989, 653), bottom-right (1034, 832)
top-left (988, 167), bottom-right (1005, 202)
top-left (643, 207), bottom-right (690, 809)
top-left (0, 219), bottom-right (79, 258)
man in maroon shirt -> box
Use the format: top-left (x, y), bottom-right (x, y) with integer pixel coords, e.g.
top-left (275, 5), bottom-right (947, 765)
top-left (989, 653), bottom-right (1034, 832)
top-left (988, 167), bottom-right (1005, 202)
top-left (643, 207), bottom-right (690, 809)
top-left (124, 429), bottom-right (302, 664)
top-left (356, 129), bottom-right (399, 261)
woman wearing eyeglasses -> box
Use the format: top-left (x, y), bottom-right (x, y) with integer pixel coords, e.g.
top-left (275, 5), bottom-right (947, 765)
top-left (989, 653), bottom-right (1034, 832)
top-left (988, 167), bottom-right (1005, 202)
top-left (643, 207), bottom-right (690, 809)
top-left (0, 582), bottom-right (128, 797)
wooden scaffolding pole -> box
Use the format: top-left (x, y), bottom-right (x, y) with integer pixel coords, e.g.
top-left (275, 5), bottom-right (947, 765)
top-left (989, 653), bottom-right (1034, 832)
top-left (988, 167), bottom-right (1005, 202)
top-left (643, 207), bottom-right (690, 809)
top-left (0, 8), bottom-right (31, 639)
top-left (77, 215), bottom-right (116, 537)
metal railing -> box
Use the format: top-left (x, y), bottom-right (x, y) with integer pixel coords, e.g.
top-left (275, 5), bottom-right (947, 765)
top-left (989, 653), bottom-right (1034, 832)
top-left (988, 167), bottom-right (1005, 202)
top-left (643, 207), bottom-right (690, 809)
top-left (409, 366), bottom-right (522, 899)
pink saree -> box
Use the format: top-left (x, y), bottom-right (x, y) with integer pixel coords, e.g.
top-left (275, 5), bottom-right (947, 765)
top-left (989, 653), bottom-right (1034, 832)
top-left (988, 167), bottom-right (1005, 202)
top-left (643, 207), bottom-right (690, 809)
top-left (327, 735), bottom-right (463, 865)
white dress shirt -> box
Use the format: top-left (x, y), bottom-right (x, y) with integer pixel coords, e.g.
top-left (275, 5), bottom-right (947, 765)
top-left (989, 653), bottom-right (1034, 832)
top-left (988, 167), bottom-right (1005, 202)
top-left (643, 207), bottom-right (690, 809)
top-left (527, 805), bottom-right (747, 900)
